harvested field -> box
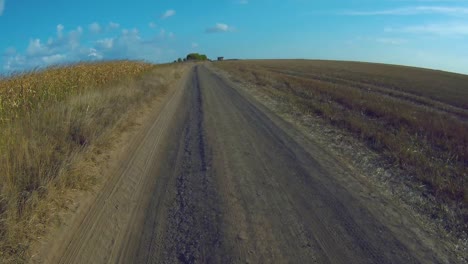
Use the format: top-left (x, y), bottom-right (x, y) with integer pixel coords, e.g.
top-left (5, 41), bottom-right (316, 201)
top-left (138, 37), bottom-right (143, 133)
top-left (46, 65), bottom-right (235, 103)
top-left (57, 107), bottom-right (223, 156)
top-left (214, 59), bottom-right (468, 231)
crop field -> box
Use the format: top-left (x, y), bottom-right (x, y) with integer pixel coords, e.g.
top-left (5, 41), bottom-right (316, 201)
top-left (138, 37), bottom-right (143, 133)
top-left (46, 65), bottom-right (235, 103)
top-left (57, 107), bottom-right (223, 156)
top-left (215, 60), bottom-right (468, 212)
top-left (0, 61), bottom-right (183, 261)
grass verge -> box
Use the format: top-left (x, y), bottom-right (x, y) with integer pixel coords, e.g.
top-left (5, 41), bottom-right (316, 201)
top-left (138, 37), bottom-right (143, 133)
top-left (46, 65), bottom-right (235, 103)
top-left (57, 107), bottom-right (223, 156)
top-left (0, 61), bottom-right (184, 262)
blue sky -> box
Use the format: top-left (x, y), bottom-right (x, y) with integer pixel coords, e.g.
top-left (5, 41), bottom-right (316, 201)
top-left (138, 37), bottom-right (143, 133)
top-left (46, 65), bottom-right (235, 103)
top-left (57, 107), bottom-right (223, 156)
top-left (1, 0), bottom-right (467, 74)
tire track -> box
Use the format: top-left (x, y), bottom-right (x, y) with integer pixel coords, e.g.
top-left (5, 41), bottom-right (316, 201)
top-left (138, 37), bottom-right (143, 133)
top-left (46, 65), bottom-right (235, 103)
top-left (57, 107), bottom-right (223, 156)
top-left (54, 68), bottom-right (189, 264)
top-left (162, 67), bottom-right (223, 264)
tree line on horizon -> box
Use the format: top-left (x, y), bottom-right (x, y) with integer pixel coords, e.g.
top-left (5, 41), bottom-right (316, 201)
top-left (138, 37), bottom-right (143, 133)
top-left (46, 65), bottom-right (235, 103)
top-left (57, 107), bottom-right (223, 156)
top-left (174, 53), bottom-right (209, 63)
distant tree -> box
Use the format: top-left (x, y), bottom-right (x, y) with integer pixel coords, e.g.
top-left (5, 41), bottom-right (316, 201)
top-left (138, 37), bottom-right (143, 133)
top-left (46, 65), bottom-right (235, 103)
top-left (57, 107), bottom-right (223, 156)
top-left (186, 53), bottom-right (196, 60)
top-left (186, 53), bottom-right (208, 61)
top-left (177, 58), bottom-right (182, 63)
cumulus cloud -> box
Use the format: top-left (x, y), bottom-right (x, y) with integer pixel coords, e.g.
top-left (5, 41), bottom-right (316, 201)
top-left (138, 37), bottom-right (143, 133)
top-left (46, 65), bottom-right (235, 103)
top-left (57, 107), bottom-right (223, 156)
top-left (96, 38), bottom-right (114, 49)
top-left (99, 29), bottom-right (168, 61)
top-left (88, 48), bottom-right (102, 60)
top-left (4, 55), bottom-right (26, 71)
top-left (205, 23), bottom-right (234, 33)
top-left (108, 22), bottom-right (120, 30)
top-left (42, 54), bottom-right (66, 64)
top-left (89, 22), bottom-right (102, 34)
top-left (2, 23), bottom-right (174, 72)
top-left (26, 39), bottom-right (54, 57)
top-left (57, 24), bottom-right (64, 38)
top-left (0, 0), bottom-right (4, 16)
top-left (2, 25), bottom-right (87, 71)
top-left (66, 26), bottom-right (84, 50)
top-left (161, 9), bottom-right (175, 19)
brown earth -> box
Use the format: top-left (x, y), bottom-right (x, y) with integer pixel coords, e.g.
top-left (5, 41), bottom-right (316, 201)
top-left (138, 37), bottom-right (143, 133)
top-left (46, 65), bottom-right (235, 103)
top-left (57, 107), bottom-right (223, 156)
top-left (32, 65), bottom-right (460, 263)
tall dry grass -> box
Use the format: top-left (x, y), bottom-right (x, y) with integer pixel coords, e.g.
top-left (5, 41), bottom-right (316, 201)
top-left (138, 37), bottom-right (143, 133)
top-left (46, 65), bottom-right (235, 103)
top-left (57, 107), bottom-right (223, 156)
top-left (0, 61), bottom-right (183, 262)
top-left (0, 61), bottom-right (154, 123)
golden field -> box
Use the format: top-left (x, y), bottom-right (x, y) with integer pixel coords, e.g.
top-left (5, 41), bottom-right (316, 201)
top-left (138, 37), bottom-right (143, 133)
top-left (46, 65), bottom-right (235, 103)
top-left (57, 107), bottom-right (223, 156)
top-left (0, 61), bottom-right (183, 262)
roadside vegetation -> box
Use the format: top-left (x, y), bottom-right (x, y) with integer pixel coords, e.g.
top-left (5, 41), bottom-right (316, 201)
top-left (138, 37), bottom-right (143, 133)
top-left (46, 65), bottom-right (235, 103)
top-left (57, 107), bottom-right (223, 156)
top-left (0, 61), bottom-right (182, 262)
top-left (215, 60), bottom-right (468, 231)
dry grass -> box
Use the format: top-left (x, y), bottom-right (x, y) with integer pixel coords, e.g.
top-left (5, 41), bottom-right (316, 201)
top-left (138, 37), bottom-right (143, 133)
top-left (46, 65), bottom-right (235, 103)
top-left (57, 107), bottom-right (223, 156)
top-left (0, 61), bottom-right (154, 123)
top-left (0, 61), bottom-right (183, 262)
top-left (215, 60), bottom-right (468, 228)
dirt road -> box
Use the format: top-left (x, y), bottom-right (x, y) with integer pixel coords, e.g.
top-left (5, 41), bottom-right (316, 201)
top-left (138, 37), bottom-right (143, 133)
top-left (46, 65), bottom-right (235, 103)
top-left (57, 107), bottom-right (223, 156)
top-left (48, 65), bottom-right (452, 263)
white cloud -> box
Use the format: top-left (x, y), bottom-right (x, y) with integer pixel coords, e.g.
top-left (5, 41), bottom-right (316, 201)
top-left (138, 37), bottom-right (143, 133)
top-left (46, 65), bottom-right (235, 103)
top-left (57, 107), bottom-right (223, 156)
top-left (2, 23), bottom-right (176, 72)
top-left (192, 42), bottom-right (199, 48)
top-left (149, 22), bottom-right (157, 28)
top-left (343, 6), bottom-right (468, 16)
top-left (89, 22), bottom-right (102, 34)
top-left (161, 9), bottom-right (175, 19)
top-left (102, 29), bottom-right (168, 61)
top-left (121, 28), bottom-right (140, 38)
top-left (206, 23), bottom-right (234, 33)
top-left (108, 22), bottom-right (120, 30)
top-left (5, 25), bottom-right (86, 70)
top-left (0, 0), bottom-right (5, 16)
top-left (88, 48), bottom-right (103, 60)
top-left (4, 55), bottom-right (26, 71)
top-left (26, 39), bottom-right (49, 56)
top-left (42, 54), bottom-right (66, 64)
top-left (68, 26), bottom-right (83, 50)
top-left (96, 38), bottom-right (114, 49)
top-left (57, 24), bottom-right (64, 38)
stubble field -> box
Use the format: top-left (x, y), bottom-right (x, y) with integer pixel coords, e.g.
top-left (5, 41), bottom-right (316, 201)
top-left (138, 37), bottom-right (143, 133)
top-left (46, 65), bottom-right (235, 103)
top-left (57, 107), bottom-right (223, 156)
top-left (215, 59), bottom-right (468, 231)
